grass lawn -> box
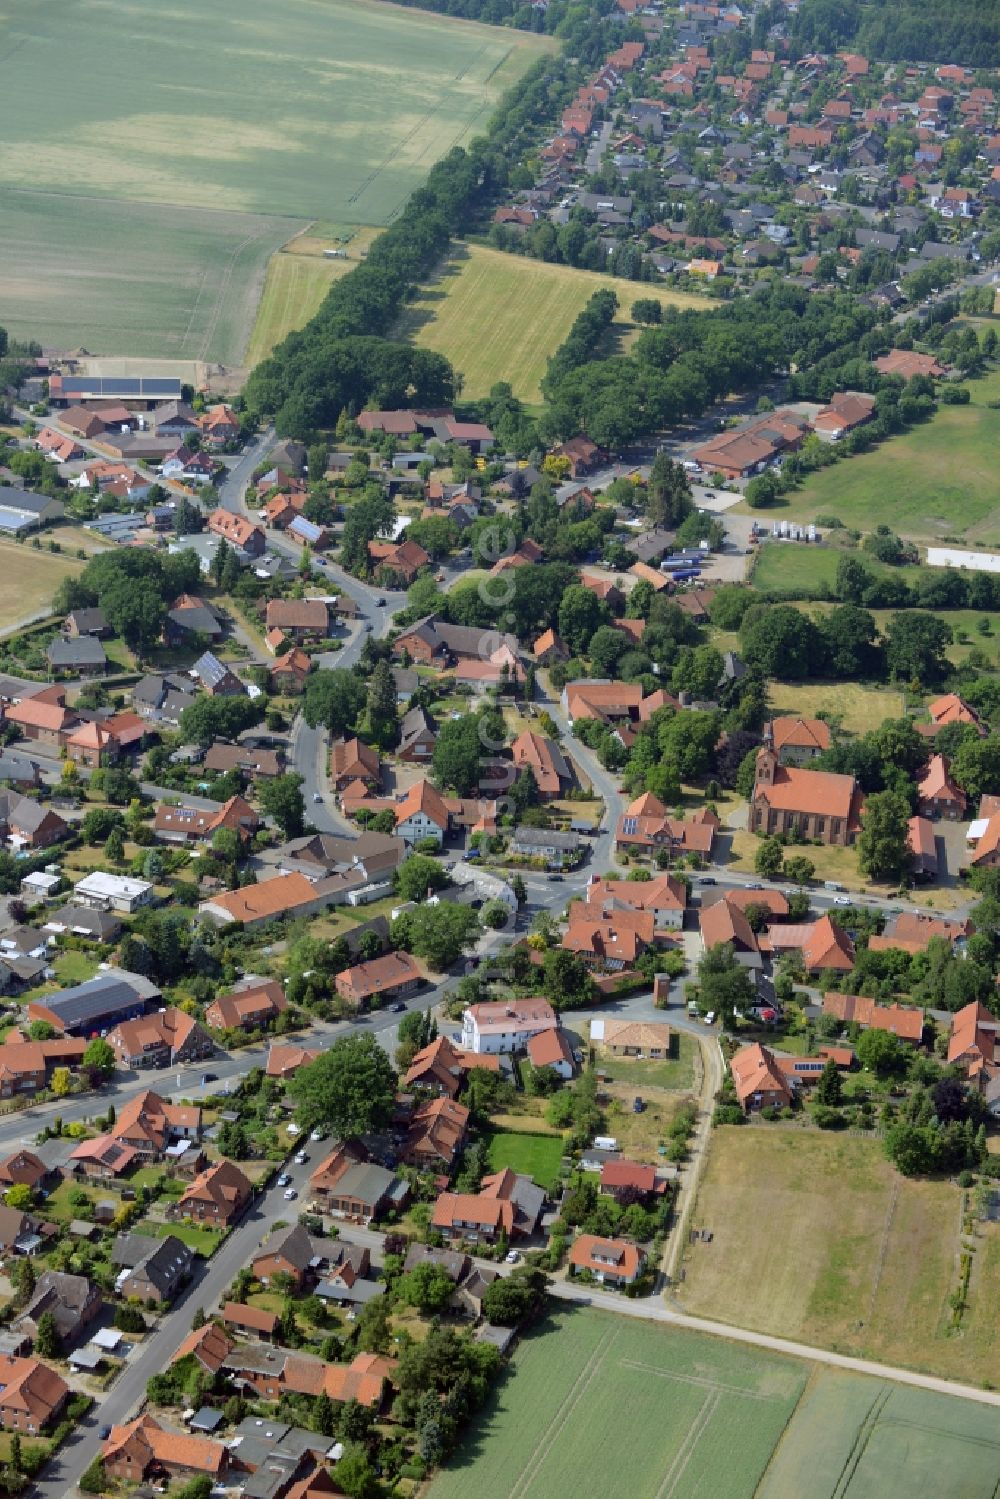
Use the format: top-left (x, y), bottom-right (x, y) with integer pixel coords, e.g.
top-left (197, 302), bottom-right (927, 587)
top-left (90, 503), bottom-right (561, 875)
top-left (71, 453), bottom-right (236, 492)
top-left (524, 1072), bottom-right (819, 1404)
top-left (485, 1127), bottom-right (565, 1193)
top-left (52, 951), bottom-right (99, 986)
top-left (860, 605), bottom-right (1000, 671)
top-left (679, 1129), bottom-right (1000, 1386)
top-left (595, 1033), bottom-right (697, 1093)
top-left (729, 824), bottom-right (966, 909)
top-left (41, 1180), bottom-right (117, 1225)
top-left (0, 0), bottom-right (552, 360)
top-left (133, 1220), bottom-right (225, 1256)
top-left (63, 842), bottom-right (142, 876)
top-left (0, 543), bottom-right (82, 633)
top-left (0, 1434), bottom-right (50, 1464)
top-left (750, 540), bottom-right (847, 595)
top-left (488, 1107), bottom-right (562, 1136)
top-left (747, 382), bottom-right (1000, 544)
top-left (397, 243), bottom-right (712, 402)
top-left (765, 680), bottom-right (907, 735)
top-left (248, 1290), bottom-right (287, 1317)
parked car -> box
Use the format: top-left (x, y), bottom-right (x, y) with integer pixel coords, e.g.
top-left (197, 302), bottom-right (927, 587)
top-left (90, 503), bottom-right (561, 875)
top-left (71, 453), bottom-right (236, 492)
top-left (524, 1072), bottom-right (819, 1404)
top-left (201, 1073), bottom-right (217, 1085)
top-left (834, 895), bottom-right (852, 907)
top-left (505, 1249), bottom-right (520, 1264)
top-left (277, 1173), bottom-right (291, 1187)
top-left (312, 792), bottom-right (322, 803)
top-left (704, 1012), bottom-right (716, 1025)
top-left (310, 1129), bottom-right (325, 1142)
top-left (283, 1187), bottom-right (297, 1201)
top-left (632, 1096), bottom-right (644, 1113)
top-left (698, 875), bottom-right (717, 885)
top-left (391, 1001), bottom-right (407, 1012)
top-left (294, 1151), bottom-right (308, 1165)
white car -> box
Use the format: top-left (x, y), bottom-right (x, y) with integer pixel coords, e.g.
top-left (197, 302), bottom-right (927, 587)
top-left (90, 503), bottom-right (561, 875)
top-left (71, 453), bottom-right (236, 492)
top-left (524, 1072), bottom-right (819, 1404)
top-left (286, 1123), bottom-right (300, 1137)
top-left (703, 1011), bottom-right (716, 1026)
top-left (294, 1151), bottom-right (308, 1165)
top-left (312, 792), bottom-right (322, 803)
top-left (310, 1129), bottom-right (325, 1142)
top-left (505, 1250), bottom-right (520, 1264)
top-left (283, 1187), bottom-right (297, 1201)
top-left (834, 895), bottom-right (852, 906)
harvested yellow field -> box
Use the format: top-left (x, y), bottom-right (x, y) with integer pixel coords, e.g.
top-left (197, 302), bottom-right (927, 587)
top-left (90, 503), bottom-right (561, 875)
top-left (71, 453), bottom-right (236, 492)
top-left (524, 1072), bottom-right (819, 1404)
top-left (680, 1129), bottom-right (998, 1384)
top-left (0, 543), bottom-right (83, 633)
top-left (245, 225), bottom-right (384, 365)
top-left (397, 243), bottom-right (712, 402)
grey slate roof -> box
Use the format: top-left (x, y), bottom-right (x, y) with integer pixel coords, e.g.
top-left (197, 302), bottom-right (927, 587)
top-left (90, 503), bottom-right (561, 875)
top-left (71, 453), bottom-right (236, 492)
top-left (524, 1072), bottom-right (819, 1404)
top-left (0, 486), bottom-right (56, 515)
top-left (115, 1234), bottom-right (192, 1295)
top-left (66, 608), bottom-right (107, 635)
top-left (34, 969), bottom-right (158, 1029)
top-left (167, 604), bottom-right (222, 637)
top-left (46, 636), bottom-right (107, 669)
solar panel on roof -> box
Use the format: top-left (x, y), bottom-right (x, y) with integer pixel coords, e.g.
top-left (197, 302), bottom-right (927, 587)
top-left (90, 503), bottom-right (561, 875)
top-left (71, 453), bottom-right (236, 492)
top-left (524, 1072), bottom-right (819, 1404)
top-left (41, 975), bottom-right (145, 1028)
top-left (62, 376), bottom-right (182, 398)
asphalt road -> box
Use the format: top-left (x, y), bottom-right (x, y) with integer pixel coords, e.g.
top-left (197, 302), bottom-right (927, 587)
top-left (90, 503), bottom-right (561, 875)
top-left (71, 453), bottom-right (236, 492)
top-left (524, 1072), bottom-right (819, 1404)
top-left (34, 1145), bottom-right (319, 1497)
top-left (217, 426), bottom-right (276, 514)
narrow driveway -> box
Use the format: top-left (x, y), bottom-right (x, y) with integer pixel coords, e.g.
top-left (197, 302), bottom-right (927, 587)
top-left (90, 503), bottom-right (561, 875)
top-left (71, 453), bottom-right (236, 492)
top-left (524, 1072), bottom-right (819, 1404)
top-left (661, 1030), bottom-right (722, 1285)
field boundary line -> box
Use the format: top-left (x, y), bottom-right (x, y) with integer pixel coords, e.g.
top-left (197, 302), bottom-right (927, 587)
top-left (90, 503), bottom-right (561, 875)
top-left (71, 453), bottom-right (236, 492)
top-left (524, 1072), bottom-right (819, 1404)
top-left (830, 1387), bottom-right (891, 1499)
top-left (874, 1415), bottom-right (1000, 1453)
top-left (618, 1358), bottom-right (781, 1402)
top-left (654, 1390), bottom-right (720, 1499)
top-left (865, 1175), bottom-right (899, 1328)
top-left (177, 266), bottom-right (211, 358)
top-left (507, 1325), bottom-right (620, 1499)
top-left (200, 229), bottom-right (261, 361)
top-left (751, 1366), bottom-right (816, 1499)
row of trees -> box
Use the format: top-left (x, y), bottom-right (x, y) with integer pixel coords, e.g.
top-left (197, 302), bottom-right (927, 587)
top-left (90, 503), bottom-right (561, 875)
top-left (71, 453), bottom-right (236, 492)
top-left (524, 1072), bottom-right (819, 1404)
top-left (738, 599), bottom-right (954, 686)
top-left (792, 0), bottom-right (1000, 67)
top-left (241, 28), bottom-right (624, 439)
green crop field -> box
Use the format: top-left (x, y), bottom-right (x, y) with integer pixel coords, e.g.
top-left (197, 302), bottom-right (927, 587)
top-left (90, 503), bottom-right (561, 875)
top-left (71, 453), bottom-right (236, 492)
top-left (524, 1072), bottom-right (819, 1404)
top-left (0, 0), bottom-right (552, 361)
top-left (432, 1309), bottom-right (805, 1499)
top-left (485, 1128), bottom-right (565, 1192)
top-left (0, 190), bottom-right (297, 366)
top-left (397, 243), bottom-right (712, 402)
top-left (431, 1307), bottom-right (1000, 1499)
top-left (757, 1369), bottom-right (1000, 1499)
